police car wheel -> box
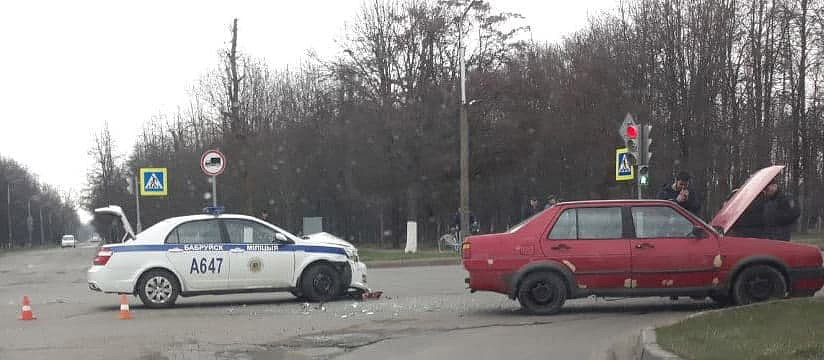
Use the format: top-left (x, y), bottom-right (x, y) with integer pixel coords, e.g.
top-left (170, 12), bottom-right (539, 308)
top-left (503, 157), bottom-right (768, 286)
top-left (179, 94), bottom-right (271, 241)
top-left (137, 270), bottom-right (180, 308)
top-left (301, 264), bottom-right (341, 302)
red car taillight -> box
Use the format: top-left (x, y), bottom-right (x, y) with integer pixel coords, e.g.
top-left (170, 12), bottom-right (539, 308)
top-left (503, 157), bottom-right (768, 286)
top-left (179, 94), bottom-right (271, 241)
top-left (93, 248), bottom-right (113, 266)
top-left (462, 241), bottom-right (471, 259)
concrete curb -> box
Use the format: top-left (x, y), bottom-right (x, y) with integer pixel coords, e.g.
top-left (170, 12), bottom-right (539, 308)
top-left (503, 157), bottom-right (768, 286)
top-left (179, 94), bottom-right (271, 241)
top-left (365, 257), bottom-right (461, 269)
top-left (639, 327), bottom-right (683, 360)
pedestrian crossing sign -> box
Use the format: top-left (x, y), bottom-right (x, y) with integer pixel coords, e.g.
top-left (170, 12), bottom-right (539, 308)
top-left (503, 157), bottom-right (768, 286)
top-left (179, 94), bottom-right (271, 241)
top-left (140, 168), bottom-right (168, 196)
top-left (615, 148), bottom-right (634, 181)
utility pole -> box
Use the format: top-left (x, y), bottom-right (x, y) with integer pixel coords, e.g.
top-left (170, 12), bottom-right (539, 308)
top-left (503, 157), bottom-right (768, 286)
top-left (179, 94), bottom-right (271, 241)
top-left (39, 207), bottom-right (44, 247)
top-left (27, 199), bottom-right (33, 247)
top-left (6, 183), bottom-right (11, 249)
top-left (459, 46), bottom-right (470, 243)
top-left (458, 1), bottom-right (475, 244)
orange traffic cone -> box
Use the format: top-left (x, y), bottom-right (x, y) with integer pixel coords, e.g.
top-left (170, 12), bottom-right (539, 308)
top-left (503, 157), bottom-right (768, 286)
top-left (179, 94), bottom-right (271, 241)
top-left (118, 295), bottom-right (132, 320)
top-left (19, 296), bottom-right (36, 320)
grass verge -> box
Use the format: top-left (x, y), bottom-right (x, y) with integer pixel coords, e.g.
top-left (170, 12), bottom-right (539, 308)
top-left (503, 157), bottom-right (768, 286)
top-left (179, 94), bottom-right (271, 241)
top-left (794, 233), bottom-right (824, 248)
top-left (358, 248), bottom-right (459, 262)
top-left (657, 297), bottom-right (824, 360)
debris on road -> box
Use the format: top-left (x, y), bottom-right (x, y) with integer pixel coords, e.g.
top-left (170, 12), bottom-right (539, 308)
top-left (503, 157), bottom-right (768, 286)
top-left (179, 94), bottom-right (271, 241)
top-left (301, 302), bottom-right (327, 315)
top-left (361, 290), bottom-right (383, 300)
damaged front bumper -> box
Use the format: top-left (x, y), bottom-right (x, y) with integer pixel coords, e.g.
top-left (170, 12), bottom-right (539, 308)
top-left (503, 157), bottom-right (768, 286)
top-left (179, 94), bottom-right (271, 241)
top-left (349, 260), bottom-right (369, 292)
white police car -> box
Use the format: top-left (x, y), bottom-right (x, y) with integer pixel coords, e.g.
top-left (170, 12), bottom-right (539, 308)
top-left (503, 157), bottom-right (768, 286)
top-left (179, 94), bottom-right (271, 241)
top-left (87, 206), bottom-right (368, 308)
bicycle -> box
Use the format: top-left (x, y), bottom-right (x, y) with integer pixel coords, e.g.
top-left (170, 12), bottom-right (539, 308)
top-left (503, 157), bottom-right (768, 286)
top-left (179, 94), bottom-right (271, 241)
top-left (439, 222), bottom-right (480, 252)
top-left (439, 226), bottom-right (462, 251)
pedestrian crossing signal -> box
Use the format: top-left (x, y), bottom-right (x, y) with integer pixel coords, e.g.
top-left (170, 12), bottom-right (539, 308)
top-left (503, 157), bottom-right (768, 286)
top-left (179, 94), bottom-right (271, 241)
top-left (140, 168), bottom-right (168, 196)
top-left (638, 165), bottom-right (649, 185)
top-left (616, 148), bottom-right (634, 181)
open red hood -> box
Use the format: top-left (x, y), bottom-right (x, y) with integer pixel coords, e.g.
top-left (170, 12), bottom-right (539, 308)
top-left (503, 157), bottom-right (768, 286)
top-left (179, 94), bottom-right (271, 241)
top-left (710, 165), bottom-right (784, 234)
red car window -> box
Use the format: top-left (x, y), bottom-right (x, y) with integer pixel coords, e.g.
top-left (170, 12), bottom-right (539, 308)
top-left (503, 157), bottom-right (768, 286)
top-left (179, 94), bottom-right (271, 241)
top-left (577, 207), bottom-right (622, 239)
top-left (548, 209), bottom-right (576, 240)
top-left (631, 206), bottom-right (694, 238)
top-left (548, 207), bottom-right (623, 240)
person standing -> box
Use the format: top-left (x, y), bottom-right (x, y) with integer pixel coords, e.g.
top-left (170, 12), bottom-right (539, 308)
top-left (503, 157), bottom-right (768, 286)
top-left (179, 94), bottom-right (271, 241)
top-left (524, 196), bottom-right (542, 218)
top-left (659, 171), bottom-right (701, 302)
top-left (259, 209), bottom-right (270, 223)
top-left (545, 195), bottom-right (558, 209)
top-left (763, 182), bottom-right (800, 241)
top-left (728, 194), bottom-right (767, 238)
top-left (657, 171), bottom-right (701, 215)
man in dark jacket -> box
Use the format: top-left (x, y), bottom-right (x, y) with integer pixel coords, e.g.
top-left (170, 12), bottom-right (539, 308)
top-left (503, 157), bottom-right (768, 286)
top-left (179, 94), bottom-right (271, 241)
top-left (728, 194), bottom-right (767, 238)
top-left (657, 171), bottom-right (701, 215)
top-left (763, 182), bottom-right (800, 241)
top-left (524, 197), bottom-right (541, 218)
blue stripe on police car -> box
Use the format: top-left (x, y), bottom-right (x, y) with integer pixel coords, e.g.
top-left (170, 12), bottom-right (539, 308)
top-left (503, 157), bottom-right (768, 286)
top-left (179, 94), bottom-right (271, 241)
top-left (108, 244), bottom-right (345, 255)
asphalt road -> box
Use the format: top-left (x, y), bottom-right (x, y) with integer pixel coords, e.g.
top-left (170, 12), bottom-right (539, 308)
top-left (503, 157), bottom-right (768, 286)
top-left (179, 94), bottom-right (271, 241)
top-left (0, 245), bottom-right (741, 360)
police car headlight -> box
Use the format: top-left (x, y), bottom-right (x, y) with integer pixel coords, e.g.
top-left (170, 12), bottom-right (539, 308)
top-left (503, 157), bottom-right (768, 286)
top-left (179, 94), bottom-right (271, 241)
top-left (345, 248), bottom-right (358, 262)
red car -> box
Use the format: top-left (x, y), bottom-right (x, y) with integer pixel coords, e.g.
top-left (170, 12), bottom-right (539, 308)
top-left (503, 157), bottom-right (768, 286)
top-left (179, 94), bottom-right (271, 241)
top-left (463, 166), bottom-right (824, 314)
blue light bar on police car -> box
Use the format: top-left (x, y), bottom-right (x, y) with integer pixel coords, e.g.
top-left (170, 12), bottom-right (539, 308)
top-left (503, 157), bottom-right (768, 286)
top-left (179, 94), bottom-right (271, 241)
top-left (203, 206), bottom-right (225, 215)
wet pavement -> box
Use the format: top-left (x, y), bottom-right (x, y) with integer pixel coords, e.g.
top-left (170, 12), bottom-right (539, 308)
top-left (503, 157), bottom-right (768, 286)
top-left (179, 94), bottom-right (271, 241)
top-left (0, 245), bottom-right (754, 360)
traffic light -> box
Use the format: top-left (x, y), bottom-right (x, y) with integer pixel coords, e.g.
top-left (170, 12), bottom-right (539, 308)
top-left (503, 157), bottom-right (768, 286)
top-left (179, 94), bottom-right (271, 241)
top-left (638, 165), bottom-right (650, 186)
top-left (125, 177), bottom-right (134, 195)
top-left (641, 124), bottom-right (653, 164)
top-left (624, 124), bottom-right (640, 164)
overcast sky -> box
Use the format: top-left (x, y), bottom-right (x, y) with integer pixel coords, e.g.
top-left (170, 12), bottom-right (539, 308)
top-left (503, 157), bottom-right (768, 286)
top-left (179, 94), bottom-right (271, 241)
top-left (0, 0), bottom-right (617, 200)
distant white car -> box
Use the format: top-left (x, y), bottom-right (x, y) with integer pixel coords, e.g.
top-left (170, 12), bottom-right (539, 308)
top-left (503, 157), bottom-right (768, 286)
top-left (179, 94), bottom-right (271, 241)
top-left (61, 235), bottom-right (77, 248)
top-left (87, 206), bottom-right (369, 308)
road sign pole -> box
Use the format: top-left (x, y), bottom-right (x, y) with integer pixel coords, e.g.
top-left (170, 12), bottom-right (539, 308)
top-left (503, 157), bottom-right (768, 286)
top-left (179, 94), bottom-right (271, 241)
top-left (134, 176), bottom-right (142, 233)
top-left (212, 176), bottom-right (217, 207)
top-left (201, 149), bottom-right (226, 208)
top-left (637, 126), bottom-right (643, 199)
top-left (637, 165), bottom-right (643, 199)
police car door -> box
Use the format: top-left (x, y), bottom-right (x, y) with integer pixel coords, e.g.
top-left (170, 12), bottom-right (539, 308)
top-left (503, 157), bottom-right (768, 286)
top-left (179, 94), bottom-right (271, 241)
top-left (222, 219), bottom-right (294, 289)
top-left (164, 219), bottom-right (229, 291)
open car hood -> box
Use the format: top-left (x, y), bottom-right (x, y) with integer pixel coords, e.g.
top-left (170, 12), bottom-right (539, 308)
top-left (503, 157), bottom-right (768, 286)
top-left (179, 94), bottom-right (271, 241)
top-left (302, 232), bottom-right (355, 248)
top-left (93, 205), bottom-right (135, 242)
top-left (710, 165), bottom-right (784, 234)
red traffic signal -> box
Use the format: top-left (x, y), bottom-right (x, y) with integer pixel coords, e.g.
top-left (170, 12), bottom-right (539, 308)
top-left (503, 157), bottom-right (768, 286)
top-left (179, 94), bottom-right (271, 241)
top-left (626, 125), bottom-right (638, 139)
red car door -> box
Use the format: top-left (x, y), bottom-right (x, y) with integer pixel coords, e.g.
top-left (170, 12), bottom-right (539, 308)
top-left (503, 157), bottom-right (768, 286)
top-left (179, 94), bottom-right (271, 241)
top-left (629, 205), bottom-right (720, 289)
top-left (542, 206), bottom-right (632, 289)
